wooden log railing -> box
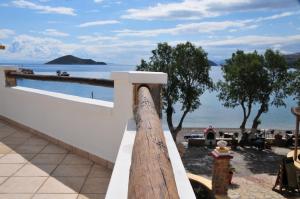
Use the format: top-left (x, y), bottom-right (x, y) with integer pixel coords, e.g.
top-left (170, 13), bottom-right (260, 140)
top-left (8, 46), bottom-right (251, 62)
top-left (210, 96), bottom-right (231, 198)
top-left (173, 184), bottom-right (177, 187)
top-left (5, 71), bottom-right (114, 88)
top-left (128, 86), bottom-right (179, 199)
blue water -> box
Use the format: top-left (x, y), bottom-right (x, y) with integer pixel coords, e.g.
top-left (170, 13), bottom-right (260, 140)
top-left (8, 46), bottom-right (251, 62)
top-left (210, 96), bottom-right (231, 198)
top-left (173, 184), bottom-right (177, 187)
top-left (0, 64), bottom-right (298, 130)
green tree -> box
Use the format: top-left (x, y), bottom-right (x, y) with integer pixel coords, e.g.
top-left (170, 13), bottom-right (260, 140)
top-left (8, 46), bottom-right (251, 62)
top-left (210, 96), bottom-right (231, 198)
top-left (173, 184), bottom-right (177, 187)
top-left (288, 60), bottom-right (300, 106)
top-left (137, 42), bottom-right (212, 141)
top-left (217, 49), bottom-right (289, 131)
top-left (251, 49), bottom-right (289, 130)
top-left (217, 50), bottom-right (265, 132)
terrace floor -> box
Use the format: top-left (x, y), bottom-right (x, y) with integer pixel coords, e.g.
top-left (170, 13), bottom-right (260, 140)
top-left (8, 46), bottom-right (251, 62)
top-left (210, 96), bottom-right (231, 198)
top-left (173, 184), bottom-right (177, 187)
top-left (183, 146), bottom-right (300, 199)
top-left (0, 119), bottom-right (112, 199)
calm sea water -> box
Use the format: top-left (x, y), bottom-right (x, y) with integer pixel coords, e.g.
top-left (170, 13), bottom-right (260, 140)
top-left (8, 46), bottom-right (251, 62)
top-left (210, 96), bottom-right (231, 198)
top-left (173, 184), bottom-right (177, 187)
top-left (0, 64), bottom-right (297, 130)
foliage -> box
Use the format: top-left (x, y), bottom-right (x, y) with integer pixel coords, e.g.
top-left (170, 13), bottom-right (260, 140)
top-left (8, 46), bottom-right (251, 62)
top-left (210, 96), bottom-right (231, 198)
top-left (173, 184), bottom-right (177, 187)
top-left (217, 50), bottom-right (265, 130)
top-left (137, 42), bottom-right (212, 141)
top-left (217, 49), bottom-right (289, 131)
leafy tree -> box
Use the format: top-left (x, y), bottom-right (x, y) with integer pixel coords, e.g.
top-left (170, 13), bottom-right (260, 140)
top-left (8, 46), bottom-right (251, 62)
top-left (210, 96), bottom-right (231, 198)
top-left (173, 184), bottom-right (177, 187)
top-left (217, 50), bottom-right (265, 132)
top-left (288, 59), bottom-right (300, 106)
top-left (137, 42), bottom-right (212, 141)
top-left (217, 49), bottom-right (289, 131)
top-left (251, 49), bottom-right (289, 130)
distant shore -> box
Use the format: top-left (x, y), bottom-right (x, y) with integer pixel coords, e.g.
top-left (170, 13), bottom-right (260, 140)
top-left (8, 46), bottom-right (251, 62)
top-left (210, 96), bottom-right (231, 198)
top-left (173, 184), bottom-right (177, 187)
top-left (177, 127), bottom-right (295, 142)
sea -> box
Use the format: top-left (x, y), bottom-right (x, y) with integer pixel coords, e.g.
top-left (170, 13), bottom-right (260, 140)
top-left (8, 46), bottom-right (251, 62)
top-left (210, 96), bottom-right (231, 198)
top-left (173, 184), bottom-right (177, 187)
top-left (0, 64), bottom-right (298, 130)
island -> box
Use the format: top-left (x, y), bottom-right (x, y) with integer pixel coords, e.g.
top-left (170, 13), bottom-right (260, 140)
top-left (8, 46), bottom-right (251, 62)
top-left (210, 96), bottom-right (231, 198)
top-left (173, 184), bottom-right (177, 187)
top-left (284, 52), bottom-right (300, 68)
top-left (45, 55), bottom-right (107, 65)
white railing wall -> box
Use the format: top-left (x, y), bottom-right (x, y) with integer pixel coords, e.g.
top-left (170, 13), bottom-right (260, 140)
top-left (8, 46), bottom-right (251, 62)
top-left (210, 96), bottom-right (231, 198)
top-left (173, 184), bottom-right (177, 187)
top-left (0, 67), bottom-right (166, 163)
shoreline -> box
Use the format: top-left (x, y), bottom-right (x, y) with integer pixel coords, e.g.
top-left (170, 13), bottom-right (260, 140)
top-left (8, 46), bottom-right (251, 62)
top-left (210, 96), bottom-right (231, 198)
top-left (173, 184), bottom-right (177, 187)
top-left (178, 127), bottom-right (295, 142)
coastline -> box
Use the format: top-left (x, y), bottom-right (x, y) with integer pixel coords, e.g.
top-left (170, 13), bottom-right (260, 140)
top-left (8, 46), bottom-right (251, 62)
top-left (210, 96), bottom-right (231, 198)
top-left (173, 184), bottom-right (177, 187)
top-left (177, 127), bottom-right (295, 142)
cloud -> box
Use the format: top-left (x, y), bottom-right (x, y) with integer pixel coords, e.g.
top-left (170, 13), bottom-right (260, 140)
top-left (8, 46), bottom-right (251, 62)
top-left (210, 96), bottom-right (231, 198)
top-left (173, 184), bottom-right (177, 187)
top-left (116, 11), bottom-right (300, 37)
top-left (1, 33), bottom-right (153, 64)
top-left (7, 35), bottom-right (76, 60)
top-left (41, 29), bottom-right (69, 37)
top-left (12, 0), bottom-right (76, 16)
top-left (78, 35), bottom-right (118, 43)
top-left (197, 34), bottom-right (300, 47)
top-left (122, 0), bottom-right (299, 20)
top-left (78, 20), bottom-right (119, 28)
top-left (94, 0), bottom-right (104, 3)
top-left (115, 20), bottom-right (247, 37)
top-left (0, 29), bottom-right (15, 39)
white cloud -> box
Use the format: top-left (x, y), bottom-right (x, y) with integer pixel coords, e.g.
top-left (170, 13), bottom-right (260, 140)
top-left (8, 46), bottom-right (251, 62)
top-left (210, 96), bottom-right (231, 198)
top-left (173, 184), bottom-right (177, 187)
top-left (12, 0), bottom-right (76, 16)
top-left (115, 21), bottom-right (247, 37)
top-left (197, 35), bottom-right (300, 47)
top-left (78, 20), bottom-right (119, 28)
top-left (0, 29), bottom-right (15, 39)
top-left (42, 29), bottom-right (69, 37)
top-left (7, 35), bottom-right (77, 60)
top-left (122, 0), bottom-right (299, 20)
top-left (116, 11), bottom-right (299, 37)
top-left (1, 34), bottom-right (153, 64)
top-left (78, 35), bottom-right (118, 43)
top-left (94, 0), bottom-right (104, 3)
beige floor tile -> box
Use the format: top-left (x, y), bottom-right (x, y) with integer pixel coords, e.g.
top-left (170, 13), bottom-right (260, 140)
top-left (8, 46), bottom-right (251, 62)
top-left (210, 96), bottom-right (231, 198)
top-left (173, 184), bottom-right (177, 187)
top-left (81, 178), bottom-right (110, 194)
top-left (52, 165), bottom-right (91, 177)
top-left (9, 131), bottom-right (32, 139)
top-left (23, 137), bottom-right (49, 146)
top-left (0, 154), bottom-right (35, 164)
top-left (78, 194), bottom-right (106, 199)
top-left (13, 144), bottom-right (45, 154)
top-left (0, 194), bottom-right (33, 199)
top-left (0, 131), bottom-right (14, 140)
top-left (0, 177), bottom-right (7, 185)
top-left (61, 154), bottom-right (92, 165)
top-left (0, 144), bottom-right (15, 154)
top-left (0, 164), bottom-right (24, 176)
top-left (40, 144), bottom-right (68, 154)
top-left (0, 177), bottom-right (46, 193)
top-left (32, 194), bottom-right (78, 199)
top-left (31, 154), bottom-right (65, 164)
top-left (14, 164), bottom-right (57, 177)
top-left (38, 177), bottom-right (85, 193)
top-left (1, 137), bottom-right (28, 145)
top-left (0, 126), bottom-right (16, 134)
top-left (88, 165), bottom-right (112, 178)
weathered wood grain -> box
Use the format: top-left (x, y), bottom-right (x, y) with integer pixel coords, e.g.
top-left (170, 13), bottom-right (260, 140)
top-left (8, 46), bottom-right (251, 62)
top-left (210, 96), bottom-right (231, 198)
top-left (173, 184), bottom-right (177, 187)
top-left (128, 86), bottom-right (179, 199)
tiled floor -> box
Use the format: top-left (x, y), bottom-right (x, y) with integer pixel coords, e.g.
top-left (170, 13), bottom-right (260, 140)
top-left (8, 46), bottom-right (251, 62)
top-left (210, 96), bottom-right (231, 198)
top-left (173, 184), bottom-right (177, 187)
top-left (0, 120), bottom-right (112, 199)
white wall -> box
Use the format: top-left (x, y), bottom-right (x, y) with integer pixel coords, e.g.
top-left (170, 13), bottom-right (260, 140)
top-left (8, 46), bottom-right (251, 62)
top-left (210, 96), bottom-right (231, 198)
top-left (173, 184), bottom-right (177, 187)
top-left (0, 68), bottom-right (167, 162)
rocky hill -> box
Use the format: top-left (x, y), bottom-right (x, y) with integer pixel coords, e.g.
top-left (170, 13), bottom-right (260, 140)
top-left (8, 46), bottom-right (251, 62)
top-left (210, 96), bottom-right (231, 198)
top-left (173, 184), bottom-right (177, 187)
top-left (46, 55), bottom-right (106, 65)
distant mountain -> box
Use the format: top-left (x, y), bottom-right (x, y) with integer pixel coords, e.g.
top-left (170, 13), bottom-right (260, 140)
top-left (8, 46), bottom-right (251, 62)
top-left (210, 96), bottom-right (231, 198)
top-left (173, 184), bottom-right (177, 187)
top-left (208, 60), bottom-right (218, 66)
top-left (284, 52), bottom-right (300, 68)
top-left (46, 55), bottom-right (106, 65)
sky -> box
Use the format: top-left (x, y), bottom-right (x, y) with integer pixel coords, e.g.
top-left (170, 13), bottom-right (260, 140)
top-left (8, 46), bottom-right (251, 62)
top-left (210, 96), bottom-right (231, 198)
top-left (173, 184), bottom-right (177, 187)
top-left (0, 0), bottom-right (300, 65)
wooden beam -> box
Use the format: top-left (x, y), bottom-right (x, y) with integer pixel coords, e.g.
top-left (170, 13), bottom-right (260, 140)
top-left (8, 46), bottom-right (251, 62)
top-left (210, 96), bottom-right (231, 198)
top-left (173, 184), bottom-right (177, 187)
top-left (6, 71), bottom-right (114, 88)
top-left (128, 86), bottom-right (179, 199)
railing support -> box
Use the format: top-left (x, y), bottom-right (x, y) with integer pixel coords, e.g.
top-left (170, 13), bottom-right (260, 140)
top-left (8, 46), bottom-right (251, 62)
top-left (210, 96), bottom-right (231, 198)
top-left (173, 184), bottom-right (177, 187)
top-left (128, 86), bottom-right (179, 199)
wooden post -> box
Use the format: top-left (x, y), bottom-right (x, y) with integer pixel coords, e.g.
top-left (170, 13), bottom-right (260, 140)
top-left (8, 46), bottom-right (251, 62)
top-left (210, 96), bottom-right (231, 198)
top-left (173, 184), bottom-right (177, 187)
top-left (133, 84), bottom-right (162, 118)
top-left (4, 70), bottom-right (17, 87)
top-left (292, 107), bottom-right (300, 161)
top-left (128, 86), bottom-right (179, 199)
top-left (295, 117), bottom-right (299, 161)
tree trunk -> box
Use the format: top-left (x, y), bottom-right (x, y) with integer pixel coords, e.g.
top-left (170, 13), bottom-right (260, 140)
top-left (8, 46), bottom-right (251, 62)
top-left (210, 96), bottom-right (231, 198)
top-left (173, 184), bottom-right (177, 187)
top-left (166, 105), bottom-right (176, 140)
top-left (252, 105), bottom-right (264, 131)
top-left (240, 101), bottom-right (252, 133)
top-left (166, 104), bottom-right (190, 142)
top-left (240, 101), bottom-right (247, 132)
